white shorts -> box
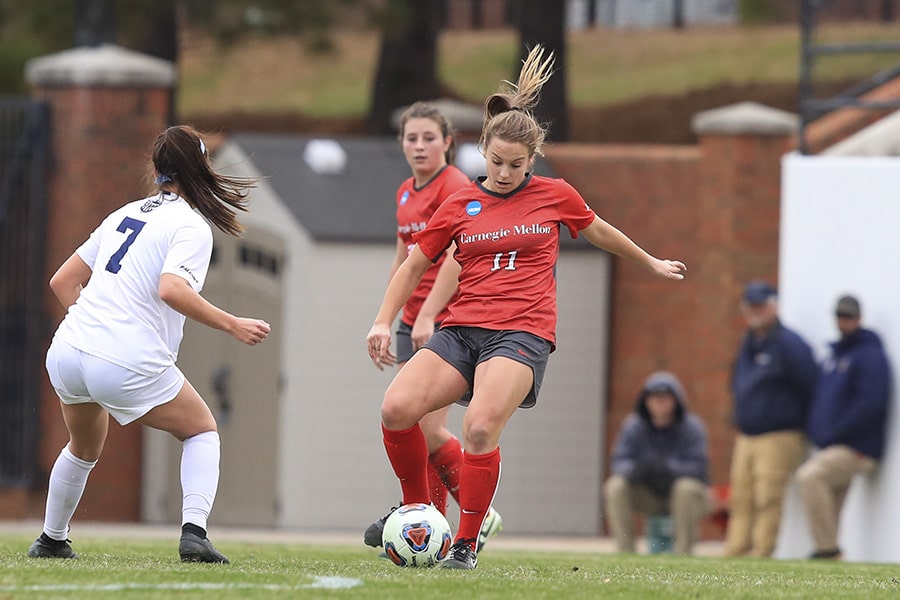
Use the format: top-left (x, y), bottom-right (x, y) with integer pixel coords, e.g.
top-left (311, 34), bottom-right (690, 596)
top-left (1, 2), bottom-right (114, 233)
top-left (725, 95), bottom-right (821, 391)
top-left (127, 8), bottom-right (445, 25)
top-left (46, 337), bottom-right (185, 425)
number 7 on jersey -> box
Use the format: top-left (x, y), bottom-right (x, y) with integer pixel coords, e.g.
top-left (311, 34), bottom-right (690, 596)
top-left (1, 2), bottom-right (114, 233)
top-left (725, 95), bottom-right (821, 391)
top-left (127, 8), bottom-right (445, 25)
top-left (105, 217), bottom-right (146, 274)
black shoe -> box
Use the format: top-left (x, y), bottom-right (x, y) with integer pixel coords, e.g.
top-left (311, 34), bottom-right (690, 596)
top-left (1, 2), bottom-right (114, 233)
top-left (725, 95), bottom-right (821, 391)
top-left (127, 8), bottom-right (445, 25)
top-left (364, 506), bottom-right (398, 548)
top-left (441, 538), bottom-right (478, 570)
top-left (179, 531), bottom-right (230, 564)
top-left (810, 548), bottom-right (842, 560)
top-left (28, 533), bottom-right (77, 559)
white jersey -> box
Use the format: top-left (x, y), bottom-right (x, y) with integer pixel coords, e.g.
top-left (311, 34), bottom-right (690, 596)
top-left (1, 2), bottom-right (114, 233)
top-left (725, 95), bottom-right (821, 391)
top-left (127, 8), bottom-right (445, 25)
top-left (54, 192), bottom-right (213, 376)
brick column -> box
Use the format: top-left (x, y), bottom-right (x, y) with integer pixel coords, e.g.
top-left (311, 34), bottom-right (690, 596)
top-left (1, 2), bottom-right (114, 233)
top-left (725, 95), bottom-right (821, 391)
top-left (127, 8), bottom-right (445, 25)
top-left (690, 102), bottom-right (798, 494)
top-left (24, 45), bottom-right (175, 521)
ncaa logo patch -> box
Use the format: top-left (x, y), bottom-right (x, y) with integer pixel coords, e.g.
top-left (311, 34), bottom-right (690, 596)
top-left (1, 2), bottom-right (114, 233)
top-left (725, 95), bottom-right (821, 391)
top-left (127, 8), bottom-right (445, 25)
top-left (400, 191), bottom-right (410, 205)
top-left (466, 201), bottom-right (482, 216)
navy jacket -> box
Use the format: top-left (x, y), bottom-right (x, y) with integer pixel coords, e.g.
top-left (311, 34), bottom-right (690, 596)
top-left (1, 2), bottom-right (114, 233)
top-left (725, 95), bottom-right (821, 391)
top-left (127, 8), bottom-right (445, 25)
top-left (808, 328), bottom-right (891, 459)
top-left (731, 320), bottom-right (817, 435)
top-left (610, 371), bottom-right (709, 497)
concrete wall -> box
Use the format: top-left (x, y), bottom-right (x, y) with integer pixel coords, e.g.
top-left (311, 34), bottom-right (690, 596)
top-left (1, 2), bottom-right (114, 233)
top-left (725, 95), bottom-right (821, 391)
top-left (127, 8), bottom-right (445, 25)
top-left (775, 154), bottom-right (900, 563)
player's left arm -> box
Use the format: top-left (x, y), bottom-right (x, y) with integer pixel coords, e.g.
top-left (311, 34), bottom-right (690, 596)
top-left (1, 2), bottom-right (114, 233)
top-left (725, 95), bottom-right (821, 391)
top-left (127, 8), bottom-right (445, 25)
top-left (159, 274), bottom-right (270, 345)
top-left (580, 216), bottom-right (686, 280)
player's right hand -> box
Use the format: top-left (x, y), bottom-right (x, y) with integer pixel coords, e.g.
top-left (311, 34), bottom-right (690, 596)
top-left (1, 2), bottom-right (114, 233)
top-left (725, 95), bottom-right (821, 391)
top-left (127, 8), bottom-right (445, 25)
top-left (367, 322), bottom-right (396, 370)
top-left (232, 317), bottom-right (271, 346)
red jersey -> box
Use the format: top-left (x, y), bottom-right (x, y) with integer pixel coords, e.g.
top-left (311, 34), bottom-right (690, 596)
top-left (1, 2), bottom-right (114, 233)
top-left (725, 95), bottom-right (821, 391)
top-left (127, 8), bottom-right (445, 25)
top-left (396, 164), bottom-right (470, 326)
top-left (413, 174), bottom-right (597, 345)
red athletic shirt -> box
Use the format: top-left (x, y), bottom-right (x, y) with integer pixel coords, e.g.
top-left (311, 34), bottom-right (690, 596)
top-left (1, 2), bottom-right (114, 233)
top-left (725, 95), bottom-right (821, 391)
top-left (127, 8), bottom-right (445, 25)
top-left (413, 174), bottom-right (597, 345)
top-left (396, 164), bottom-right (470, 326)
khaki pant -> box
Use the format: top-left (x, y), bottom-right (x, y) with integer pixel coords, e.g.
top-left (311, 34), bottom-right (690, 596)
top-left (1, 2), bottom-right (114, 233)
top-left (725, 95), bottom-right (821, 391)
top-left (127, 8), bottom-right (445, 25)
top-left (603, 474), bottom-right (711, 555)
top-left (796, 445), bottom-right (877, 554)
top-left (724, 430), bottom-right (807, 557)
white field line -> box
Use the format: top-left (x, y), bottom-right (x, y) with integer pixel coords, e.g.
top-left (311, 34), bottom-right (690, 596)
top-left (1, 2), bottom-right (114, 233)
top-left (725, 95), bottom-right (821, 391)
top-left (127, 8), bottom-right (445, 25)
top-left (0, 576), bottom-right (364, 592)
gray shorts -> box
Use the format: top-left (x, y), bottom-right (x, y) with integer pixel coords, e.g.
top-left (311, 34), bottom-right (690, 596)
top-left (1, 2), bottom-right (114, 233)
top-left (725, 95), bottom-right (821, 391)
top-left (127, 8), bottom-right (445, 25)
top-left (423, 326), bottom-right (551, 409)
top-left (395, 320), bottom-right (441, 364)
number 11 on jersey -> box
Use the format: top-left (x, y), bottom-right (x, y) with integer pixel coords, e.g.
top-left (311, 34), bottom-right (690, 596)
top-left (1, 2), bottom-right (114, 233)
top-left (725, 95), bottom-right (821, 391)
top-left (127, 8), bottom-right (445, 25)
top-left (491, 251), bottom-right (518, 272)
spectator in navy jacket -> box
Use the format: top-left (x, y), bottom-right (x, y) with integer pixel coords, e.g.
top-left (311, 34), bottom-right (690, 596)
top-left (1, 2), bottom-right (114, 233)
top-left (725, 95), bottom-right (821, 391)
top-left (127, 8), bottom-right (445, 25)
top-left (796, 294), bottom-right (891, 560)
top-left (725, 280), bottom-right (818, 558)
top-left (604, 371), bottom-right (710, 554)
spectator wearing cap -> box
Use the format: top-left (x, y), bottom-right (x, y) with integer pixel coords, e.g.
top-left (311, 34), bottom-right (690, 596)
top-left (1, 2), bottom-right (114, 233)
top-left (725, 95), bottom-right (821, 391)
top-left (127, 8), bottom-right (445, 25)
top-left (796, 295), bottom-right (891, 560)
top-left (604, 371), bottom-right (710, 555)
top-left (725, 280), bottom-right (818, 557)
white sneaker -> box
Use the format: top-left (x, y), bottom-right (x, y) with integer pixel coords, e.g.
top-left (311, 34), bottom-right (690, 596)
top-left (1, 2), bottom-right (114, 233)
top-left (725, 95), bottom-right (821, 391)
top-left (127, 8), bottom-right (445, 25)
top-left (477, 507), bottom-right (503, 551)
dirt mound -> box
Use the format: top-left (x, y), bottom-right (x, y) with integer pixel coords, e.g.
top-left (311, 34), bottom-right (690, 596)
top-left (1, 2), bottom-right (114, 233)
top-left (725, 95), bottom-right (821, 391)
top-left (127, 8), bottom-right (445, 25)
top-left (183, 79), bottom-right (857, 145)
top-left (570, 79), bottom-right (855, 144)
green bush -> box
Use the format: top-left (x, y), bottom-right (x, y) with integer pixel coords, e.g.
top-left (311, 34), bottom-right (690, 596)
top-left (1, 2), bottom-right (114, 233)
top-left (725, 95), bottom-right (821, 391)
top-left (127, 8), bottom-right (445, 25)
top-left (739, 0), bottom-right (782, 25)
top-left (0, 35), bottom-right (47, 95)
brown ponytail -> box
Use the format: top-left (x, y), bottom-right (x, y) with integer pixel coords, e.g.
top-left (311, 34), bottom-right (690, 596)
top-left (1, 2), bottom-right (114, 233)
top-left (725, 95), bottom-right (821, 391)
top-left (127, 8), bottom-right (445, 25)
top-left (150, 125), bottom-right (255, 236)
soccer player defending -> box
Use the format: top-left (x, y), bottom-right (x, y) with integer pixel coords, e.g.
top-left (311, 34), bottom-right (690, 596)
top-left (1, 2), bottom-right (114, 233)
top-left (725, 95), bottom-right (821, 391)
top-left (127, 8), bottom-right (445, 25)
top-left (28, 126), bottom-right (270, 563)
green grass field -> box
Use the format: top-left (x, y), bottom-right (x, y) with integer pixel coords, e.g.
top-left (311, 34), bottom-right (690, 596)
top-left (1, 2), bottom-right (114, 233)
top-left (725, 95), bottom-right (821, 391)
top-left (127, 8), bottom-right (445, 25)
top-left (1, 533), bottom-right (898, 599)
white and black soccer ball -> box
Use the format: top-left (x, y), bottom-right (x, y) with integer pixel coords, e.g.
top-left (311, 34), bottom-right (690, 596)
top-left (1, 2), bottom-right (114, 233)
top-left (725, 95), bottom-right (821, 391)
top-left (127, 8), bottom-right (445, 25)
top-left (382, 503), bottom-right (452, 567)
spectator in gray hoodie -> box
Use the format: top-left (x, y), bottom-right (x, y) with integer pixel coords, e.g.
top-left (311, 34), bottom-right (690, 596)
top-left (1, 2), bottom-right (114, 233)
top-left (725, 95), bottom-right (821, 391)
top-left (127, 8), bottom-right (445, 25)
top-left (604, 371), bottom-right (710, 554)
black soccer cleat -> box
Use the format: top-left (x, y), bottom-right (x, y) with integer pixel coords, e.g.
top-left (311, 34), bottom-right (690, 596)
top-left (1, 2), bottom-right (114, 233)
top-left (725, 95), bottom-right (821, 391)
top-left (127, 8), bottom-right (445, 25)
top-left (179, 531), bottom-right (230, 564)
top-left (363, 506), bottom-right (398, 548)
top-left (810, 548), bottom-right (842, 560)
top-left (441, 538), bottom-right (478, 570)
top-left (28, 533), bottom-right (77, 559)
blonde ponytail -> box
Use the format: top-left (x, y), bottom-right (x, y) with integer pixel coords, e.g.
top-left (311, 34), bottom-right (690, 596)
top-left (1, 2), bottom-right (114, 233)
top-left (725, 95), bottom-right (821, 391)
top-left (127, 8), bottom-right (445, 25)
top-left (480, 45), bottom-right (555, 157)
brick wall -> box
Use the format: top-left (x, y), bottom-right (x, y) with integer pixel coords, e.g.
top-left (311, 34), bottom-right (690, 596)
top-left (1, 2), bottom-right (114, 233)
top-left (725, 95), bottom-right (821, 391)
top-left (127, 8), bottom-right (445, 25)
top-left (0, 46), bottom-right (176, 522)
top-left (30, 84), bottom-right (170, 522)
top-left (546, 108), bottom-right (794, 537)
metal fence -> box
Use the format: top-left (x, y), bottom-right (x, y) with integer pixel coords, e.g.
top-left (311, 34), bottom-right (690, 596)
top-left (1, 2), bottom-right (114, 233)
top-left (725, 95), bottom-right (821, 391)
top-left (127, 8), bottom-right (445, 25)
top-left (798, 0), bottom-right (900, 153)
top-left (0, 97), bottom-right (50, 487)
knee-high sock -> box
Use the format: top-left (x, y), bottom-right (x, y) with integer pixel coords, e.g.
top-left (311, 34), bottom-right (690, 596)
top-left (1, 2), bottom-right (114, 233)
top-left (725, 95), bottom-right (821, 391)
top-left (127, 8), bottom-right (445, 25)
top-left (181, 431), bottom-right (220, 531)
top-left (456, 447), bottom-right (501, 549)
top-left (428, 437), bottom-right (463, 514)
top-left (382, 423), bottom-right (429, 505)
top-left (43, 444), bottom-right (97, 540)
top-left (427, 460), bottom-right (448, 514)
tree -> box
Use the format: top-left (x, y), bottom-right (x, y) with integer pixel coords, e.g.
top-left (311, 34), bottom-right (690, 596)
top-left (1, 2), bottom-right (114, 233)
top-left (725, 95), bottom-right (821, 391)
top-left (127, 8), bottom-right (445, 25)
top-left (74, 0), bottom-right (116, 46)
top-left (367, 0), bottom-right (441, 134)
top-left (515, 0), bottom-right (569, 141)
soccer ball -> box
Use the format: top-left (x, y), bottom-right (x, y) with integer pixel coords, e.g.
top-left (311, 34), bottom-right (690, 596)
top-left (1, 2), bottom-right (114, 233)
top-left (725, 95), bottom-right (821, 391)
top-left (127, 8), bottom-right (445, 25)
top-left (382, 503), bottom-right (452, 567)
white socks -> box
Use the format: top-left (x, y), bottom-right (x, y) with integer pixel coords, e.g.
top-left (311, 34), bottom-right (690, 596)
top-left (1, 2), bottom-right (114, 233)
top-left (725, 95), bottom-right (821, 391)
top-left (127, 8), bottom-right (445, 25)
top-left (43, 444), bottom-right (97, 541)
top-left (42, 432), bottom-right (220, 539)
top-left (181, 431), bottom-right (220, 530)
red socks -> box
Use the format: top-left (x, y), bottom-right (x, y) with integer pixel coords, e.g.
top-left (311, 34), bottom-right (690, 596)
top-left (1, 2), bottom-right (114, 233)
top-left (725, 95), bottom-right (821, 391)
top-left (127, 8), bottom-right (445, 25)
top-left (427, 461), bottom-right (447, 514)
top-left (382, 423), bottom-right (430, 504)
top-left (383, 424), bottom-right (495, 550)
top-left (428, 437), bottom-right (463, 514)
top-left (456, 447), bottom-right (501, 548)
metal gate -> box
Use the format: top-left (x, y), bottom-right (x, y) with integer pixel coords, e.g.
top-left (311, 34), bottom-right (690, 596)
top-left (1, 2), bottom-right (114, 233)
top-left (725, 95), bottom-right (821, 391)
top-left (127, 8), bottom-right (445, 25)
top-left (0, 98), bottom-right (50, 487)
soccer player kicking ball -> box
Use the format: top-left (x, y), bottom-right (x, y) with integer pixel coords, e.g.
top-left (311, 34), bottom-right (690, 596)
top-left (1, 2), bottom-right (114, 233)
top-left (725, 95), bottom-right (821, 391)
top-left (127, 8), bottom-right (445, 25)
top-left (366, 45), bottom-right (686, 569)
top-left (363, 101), bottom-right (502, 552)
